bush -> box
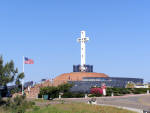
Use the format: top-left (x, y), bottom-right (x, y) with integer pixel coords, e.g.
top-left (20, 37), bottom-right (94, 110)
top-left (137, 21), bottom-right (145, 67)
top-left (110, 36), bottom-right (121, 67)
top-left (58, 83), bottom-right (73, 93)
top-left (62, 92), bottom-right (84, 98)
top-left (73, 93), bottom-right (84, 98)
top-left (106, 88), bottom-right (150, 96)
top-left (4, 95), bottom-right (35, 113)
top-left (40, 86), bottom-right (59, 99)
top-left (39, 83), bottom-right (73, 99)
top-left (132, 88), bottom-right (148, 94)
top-left (0, 97), bottom-right (5, 106)
top-left (88, 94), bottom-right (102, 97)
top-left (90, 88), bottom-right (103, 97)
top-left (106, 88), bottom-right (130, 96)
top-left (62, 92), bottom-right (73, 98)
top-left (39, 84), bottom-right (150, 98)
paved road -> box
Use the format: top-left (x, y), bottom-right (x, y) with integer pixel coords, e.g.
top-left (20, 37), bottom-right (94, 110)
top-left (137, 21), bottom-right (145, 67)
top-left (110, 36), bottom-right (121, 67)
top-left (63, 94), bottom-right (150, 111)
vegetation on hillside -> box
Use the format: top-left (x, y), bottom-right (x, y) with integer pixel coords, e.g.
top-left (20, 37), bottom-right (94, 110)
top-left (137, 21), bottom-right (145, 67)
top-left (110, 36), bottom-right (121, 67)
top-left (0, 95), bottom-right (35, 113)
top-left (0, 101), bottom-right (136, 113)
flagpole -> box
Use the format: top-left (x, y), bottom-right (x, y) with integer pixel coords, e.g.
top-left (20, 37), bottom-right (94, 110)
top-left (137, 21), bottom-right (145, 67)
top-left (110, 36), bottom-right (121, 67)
top-left (23, 56), bottom-right (24, 73)
top-left (22, 56), bottom-right (24, 95)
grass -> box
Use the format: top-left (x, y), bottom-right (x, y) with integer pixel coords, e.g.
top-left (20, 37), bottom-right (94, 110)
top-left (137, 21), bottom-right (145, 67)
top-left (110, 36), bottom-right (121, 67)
top-left (0, 107), bottom-right (6, 113)
top-left (33, 98), bottom-right (50, 103)
top-left (27, 103), bottom-right (137, 113)
top-left (0, 98), bottom-right (137, 113)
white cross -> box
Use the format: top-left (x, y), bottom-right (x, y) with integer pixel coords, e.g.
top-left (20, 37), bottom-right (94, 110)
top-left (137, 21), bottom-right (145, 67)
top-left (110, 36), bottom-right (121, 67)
top-left (77, 31), bottom-right (89, 71)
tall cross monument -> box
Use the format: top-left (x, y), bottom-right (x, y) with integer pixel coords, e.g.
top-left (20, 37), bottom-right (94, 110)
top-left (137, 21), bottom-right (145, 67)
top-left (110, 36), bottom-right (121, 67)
top-left (77, 31), bottom-right (89, 72)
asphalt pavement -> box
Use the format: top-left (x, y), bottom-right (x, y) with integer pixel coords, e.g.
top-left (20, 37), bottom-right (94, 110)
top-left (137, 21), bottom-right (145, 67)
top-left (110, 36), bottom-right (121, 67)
top-left (63, 94), bottom-right (150, 112)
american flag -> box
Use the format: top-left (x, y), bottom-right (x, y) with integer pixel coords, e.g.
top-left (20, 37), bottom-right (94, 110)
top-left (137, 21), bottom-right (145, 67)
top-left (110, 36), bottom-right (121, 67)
top-left (24, 57), bottom-right (34, 64)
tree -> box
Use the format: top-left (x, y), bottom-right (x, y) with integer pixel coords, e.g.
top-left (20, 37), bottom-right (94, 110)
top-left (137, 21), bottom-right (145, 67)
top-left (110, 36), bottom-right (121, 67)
top-left (0, 56), bottom-right (24, 88)
top-left (40, 86), bottom-right (59, 99)
top-left (39, 83), bottom-right (73, 99)
top-left (58, 83), bottom-right (73, 93)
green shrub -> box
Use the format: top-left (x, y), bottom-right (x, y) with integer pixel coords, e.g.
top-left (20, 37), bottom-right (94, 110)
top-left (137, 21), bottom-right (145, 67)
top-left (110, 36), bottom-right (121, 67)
top-left (73, 93), bottom-right (84, 98)
top-left (58, 83), bottom-right (73, 93)
top-left (106, 88), bottom-right (150, 96)
top-left (62, 92), bottom-right (84, 98)
top-left (39, 83), bottom-right (73, 99)
top-left (62, 92), bottom-right (74, 98)
top-left (106, 88), bottom-right (112, 96)
top-left (88, 94), bottom-right (102, 97)
top-left (132, 88), bottom-right (149, 94)
top-left (0, 97), bottom-right (5, 106)
top-left (39, 84), bottom-right (150, 99)
top-left (4, 95), bottom-right (35, 113)
top-left (40, 86), bottom-right (59, 99)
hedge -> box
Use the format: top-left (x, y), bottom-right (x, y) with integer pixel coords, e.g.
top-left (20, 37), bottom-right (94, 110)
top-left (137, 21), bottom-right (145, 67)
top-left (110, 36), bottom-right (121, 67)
top-left (106, 88), bottom-right (150, 96)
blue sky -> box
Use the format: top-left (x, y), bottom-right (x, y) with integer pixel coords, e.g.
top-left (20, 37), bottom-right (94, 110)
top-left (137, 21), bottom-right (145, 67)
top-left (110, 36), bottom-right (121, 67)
top-left (0, 0), bottom-right (150, 83)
